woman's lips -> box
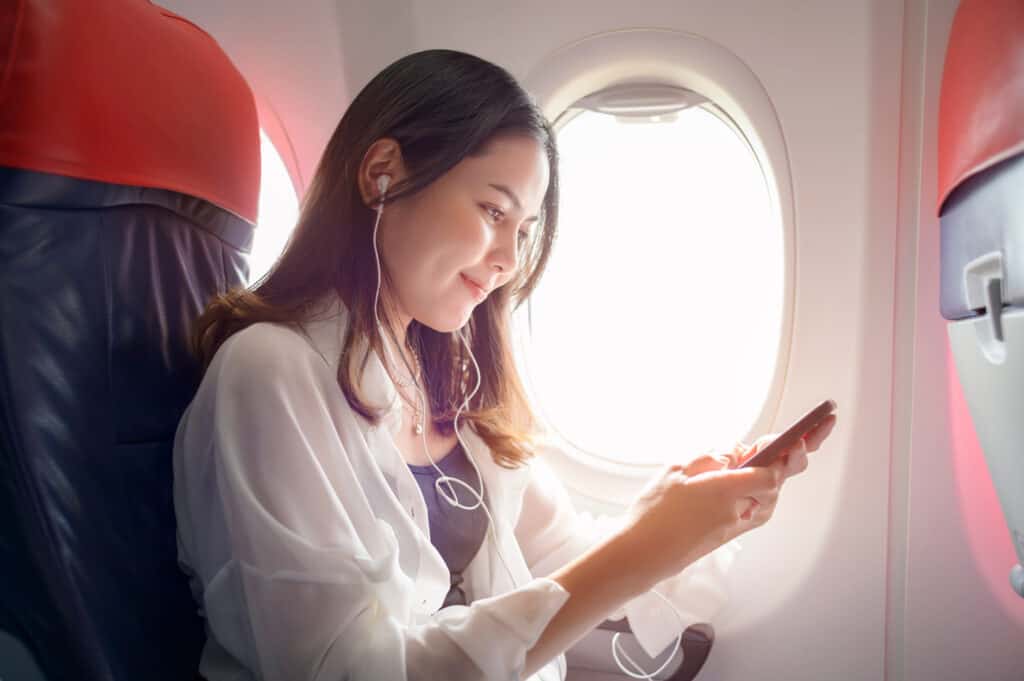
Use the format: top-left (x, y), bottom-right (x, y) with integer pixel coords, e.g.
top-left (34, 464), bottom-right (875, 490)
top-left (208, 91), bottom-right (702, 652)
top-left (460, 273), bottom-right (487, 302)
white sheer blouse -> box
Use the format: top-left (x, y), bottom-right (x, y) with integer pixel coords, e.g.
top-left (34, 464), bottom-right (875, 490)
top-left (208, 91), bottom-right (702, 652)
top-left (172, 298), bottom-right (741, 681)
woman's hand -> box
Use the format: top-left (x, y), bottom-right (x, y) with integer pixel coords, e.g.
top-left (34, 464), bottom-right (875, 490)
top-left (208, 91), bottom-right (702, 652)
top-left (729, 413), bottom-right (837, 517)
top-left (734, 413), bottom-right (837, 477)
top-left (616, 414), bottom-right (838, 588)
top-left (617, 463), bottom-right (783, 589)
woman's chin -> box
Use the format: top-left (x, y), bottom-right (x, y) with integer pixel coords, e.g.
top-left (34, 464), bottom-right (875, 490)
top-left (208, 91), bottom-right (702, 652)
top-left (416, 306), bottom-right (474, 334)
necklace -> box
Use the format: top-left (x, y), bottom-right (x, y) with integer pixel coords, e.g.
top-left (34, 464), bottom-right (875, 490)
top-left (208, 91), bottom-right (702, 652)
top-left (393, 344), bottom-right (425, 436)
top-left (403, 388), bottom-right (425, 436)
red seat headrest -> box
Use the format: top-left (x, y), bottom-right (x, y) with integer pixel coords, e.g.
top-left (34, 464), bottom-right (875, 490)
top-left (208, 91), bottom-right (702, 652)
top-left (0, 0), bottom-right (260, 224)
top-left (937, 0), bottom-right (1024, 216)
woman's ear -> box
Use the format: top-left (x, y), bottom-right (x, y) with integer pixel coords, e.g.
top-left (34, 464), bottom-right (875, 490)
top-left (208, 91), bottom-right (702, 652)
top-left (358, 138), bottom-right (406, 207)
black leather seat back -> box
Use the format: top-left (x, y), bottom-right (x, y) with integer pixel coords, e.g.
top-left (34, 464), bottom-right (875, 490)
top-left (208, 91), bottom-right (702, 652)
top-left (0, 167), bottom-right (253, 680)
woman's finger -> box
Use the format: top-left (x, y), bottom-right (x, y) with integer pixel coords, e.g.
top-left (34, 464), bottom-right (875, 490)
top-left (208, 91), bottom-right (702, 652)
top-left (803, 413), bottom-right (837, 451)
top-left (722, 442), bottom-right (748, 468)
top-left (740, 484), bottom-right (780, 521)
top-left (683, 452), bottom-right (732, 476)
top-left (740, 497), bottom-right (759, 521)
top-left (779, 443), bottom-right (809, 478)
top-left (724, 466), bottom-right (782, 506)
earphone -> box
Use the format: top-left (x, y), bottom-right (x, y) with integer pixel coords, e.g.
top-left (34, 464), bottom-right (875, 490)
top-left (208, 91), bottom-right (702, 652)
top-left (370, 174), bottom-right (514, 582)
top-left (370, 174), bottom-right (686, 680)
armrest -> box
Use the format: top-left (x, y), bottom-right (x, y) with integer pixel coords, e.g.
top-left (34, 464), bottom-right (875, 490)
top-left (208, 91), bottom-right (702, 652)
top-left (595, 619), bottom-right (715, 681)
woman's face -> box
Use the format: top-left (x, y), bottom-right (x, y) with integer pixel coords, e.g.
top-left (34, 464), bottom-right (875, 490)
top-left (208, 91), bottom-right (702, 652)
top-left (374, 135), bottom-right (549, 333)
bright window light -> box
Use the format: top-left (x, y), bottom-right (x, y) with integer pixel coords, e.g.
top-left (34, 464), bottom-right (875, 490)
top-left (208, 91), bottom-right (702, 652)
top-left (249, 129), bottom-right (300, 284)
top-left (520, 105), bottom-right (784, 466)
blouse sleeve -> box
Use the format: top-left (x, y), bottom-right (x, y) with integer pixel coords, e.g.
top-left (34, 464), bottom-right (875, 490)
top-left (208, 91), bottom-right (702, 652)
top-left (193, 332), bottom-right (570, 681)
top-left (513, 453), bottom-right (742, 659)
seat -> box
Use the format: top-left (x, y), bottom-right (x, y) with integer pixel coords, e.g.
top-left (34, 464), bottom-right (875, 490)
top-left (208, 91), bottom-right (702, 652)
top-left (938, 0), bottom-right (1024, 597)
top-left (0, 1), bottom-right (260, 678)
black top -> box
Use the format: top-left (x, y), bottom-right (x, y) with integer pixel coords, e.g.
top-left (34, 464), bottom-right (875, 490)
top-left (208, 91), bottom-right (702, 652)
top-left (408, 440), bottom-right (489, 609)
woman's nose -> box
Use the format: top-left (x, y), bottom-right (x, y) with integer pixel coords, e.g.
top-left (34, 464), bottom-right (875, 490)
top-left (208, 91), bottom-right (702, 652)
top-left (487, 230), bottom-right (519, 278)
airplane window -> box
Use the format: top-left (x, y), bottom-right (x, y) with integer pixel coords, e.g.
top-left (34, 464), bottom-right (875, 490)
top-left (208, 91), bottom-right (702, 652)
top-left (518, 93), bottom-right (784, 467)
top-left (248, 129), bottom-right (300, 284)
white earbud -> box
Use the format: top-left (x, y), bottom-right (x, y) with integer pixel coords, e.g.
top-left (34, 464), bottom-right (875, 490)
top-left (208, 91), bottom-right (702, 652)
top-left (376, 174), bottom-right (391, 198)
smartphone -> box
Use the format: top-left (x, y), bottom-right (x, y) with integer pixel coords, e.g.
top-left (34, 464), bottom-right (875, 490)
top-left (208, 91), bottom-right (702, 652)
top-left (737, 399), bottom-right (837, 468)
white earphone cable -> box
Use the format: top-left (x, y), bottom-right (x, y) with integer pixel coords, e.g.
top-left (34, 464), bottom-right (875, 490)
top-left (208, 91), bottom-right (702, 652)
top-left (371, 181), bottom-right (518, 589)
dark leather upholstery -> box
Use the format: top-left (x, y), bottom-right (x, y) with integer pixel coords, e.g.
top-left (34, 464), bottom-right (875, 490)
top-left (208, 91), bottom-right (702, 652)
top-left (0, 167), bottom-right (253, 680)
top-left (0, 1), bottom-right (260, 676)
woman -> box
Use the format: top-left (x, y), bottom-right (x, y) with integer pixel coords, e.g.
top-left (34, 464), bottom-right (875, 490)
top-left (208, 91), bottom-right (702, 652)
top-left (173, 49), bottom-right (835, 681)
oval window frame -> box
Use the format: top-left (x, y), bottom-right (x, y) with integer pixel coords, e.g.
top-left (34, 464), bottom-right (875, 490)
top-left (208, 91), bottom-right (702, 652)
top-left (518, 28), bottom-right (796, 509)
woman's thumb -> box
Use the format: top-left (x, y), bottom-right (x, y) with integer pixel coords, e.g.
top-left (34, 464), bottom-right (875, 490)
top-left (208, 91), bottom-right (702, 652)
top-left (721, 465), bottom-right (781, 497)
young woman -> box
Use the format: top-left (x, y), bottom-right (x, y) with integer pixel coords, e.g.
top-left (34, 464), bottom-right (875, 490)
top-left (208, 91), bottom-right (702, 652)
top-left (172, 49), bottom-right (835, 681)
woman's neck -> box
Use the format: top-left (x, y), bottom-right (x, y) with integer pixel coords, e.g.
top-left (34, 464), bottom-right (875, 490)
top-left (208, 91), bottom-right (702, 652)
top-left (381, 315), bottom-right (419, 385)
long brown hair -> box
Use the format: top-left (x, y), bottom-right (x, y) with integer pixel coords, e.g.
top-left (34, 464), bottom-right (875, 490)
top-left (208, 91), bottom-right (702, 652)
top-left (192, 49), bottom-right (559, 468)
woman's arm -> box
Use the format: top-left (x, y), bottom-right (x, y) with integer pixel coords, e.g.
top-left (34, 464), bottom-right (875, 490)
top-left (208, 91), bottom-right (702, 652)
top-left (518, 459), bottom-right (785, 677)
top-left (523, 528), bottom-right (650, 677)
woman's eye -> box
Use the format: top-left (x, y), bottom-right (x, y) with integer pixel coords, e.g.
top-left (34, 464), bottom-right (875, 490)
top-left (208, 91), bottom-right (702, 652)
top-left (517, 229), bottom-right (530, 244)
top-left (483, 205), bottom-right (505, 222)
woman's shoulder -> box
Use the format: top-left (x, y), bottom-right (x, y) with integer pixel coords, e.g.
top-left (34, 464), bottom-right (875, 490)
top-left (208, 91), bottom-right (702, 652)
top-left (209, 321), bottom-right (330, 387)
